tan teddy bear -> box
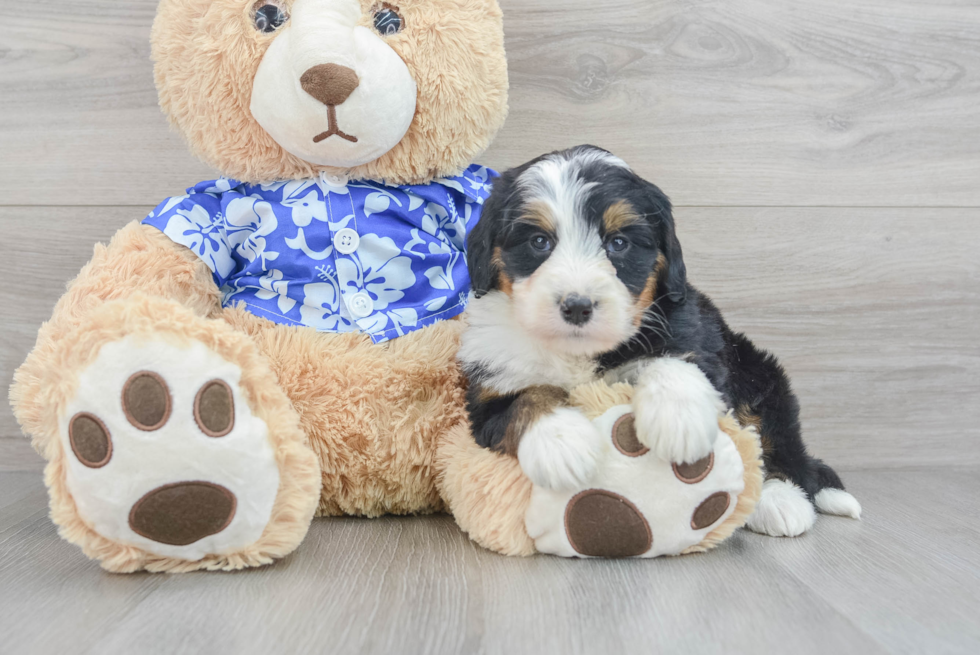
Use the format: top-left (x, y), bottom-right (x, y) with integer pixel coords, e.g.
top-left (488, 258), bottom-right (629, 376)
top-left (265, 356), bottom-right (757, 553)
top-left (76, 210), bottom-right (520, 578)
top-left (11, 0), bottom-right (508, 573)
top-left (11, 0), bottom-right (762, 572)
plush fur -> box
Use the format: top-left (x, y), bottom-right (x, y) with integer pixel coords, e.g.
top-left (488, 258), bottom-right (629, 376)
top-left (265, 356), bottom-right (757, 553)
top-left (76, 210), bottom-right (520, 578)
top-left (222, 303), bottom-right (468, 518)
top-left (462, 146), bottom-right (856, 533)
top-left (10, 0), bottom-right (510, 571)
top-left (12, 274), bottom-right (321, 572)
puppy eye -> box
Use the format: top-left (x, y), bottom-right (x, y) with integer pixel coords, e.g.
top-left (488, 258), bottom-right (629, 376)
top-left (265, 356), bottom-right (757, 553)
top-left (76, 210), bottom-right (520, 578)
top-left (253, 1), bottom-right (288, 33)
top-left (606, 236), bottom-right (630, 254)
top-left (530, 234), bottom-right (553, 253)
top-left (373, 4), bottom-right (404, 36)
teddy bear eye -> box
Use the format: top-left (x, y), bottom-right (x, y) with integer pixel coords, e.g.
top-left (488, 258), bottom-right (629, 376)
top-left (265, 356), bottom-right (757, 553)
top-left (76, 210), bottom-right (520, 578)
top-left (254, 2), bottom-right (288, 33)
top-left (373, 5), bottom-right (404, 36)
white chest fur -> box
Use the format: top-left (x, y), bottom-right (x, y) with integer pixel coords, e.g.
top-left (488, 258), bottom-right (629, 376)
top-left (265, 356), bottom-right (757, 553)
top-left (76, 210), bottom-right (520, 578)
top-left (459, 292), bottom-right (598, 393)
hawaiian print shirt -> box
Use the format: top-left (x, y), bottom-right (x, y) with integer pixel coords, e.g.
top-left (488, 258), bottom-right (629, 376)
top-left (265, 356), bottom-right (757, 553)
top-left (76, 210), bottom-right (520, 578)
top-left (143, 165), bottom-right (496, 343)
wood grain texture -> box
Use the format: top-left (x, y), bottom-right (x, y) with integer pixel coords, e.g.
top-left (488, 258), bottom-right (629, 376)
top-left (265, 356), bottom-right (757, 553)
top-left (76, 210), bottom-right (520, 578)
top-left (1, 0), bottom-right (979, 206)
top-left (0, 469), bottom-right (977, 655)
top-left (2, 207), bottom-right (977, 471)
top-left (1, 1), bottom-right (978, 653)
top-left (0, 438), bottom-right (43, 472)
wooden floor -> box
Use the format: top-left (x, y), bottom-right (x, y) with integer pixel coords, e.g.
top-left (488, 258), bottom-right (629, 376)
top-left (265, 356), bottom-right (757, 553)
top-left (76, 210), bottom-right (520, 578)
top-left (1, 0), bottom-right (979, 653)
top-left (1, 467), bottom-right (978, 654)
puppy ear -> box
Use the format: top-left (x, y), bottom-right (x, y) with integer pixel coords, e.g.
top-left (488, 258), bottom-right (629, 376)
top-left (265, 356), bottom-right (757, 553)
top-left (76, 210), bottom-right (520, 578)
top-left (467, 154), bottom-right (554, 298)
top-left (660, 213), bottom-right (688, 303)
top-left (467, 177), bottom-right (508, 298)
top-left (640, 179), bottom-right (687, 303)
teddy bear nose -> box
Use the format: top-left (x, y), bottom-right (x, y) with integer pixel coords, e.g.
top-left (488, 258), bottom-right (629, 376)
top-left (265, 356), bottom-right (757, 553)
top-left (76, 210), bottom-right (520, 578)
top-left (300, 64), bottom-right (360, 106)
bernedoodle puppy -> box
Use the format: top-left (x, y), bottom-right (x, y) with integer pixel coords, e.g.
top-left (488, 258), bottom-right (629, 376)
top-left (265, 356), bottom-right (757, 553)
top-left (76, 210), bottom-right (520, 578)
top-left (459, 145), bottom-right (861, 537)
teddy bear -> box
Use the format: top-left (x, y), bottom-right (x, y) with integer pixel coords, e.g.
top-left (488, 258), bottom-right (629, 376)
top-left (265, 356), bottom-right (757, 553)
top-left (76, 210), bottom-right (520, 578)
top-left (11, 0), bottom-right (507, 573)
top-left (10, 0), bottom-right (761, 572)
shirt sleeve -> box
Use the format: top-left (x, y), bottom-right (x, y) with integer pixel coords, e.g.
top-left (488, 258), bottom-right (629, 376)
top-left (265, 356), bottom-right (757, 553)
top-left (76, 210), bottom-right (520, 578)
top-left (142, 189), bottom-right (237, 287)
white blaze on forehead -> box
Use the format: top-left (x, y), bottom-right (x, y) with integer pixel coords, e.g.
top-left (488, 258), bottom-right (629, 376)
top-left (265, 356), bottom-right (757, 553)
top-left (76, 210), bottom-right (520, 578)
top-left (506, 147), bottom-right (639, 356)
top-left (517, 148), bottom-right (630, 229)
top-left (516, 148), bottom-right (627, 287)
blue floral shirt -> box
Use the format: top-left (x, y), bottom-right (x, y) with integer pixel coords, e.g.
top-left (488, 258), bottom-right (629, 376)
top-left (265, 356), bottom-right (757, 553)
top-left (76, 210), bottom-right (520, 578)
top-left (143, 165), bottom-right (496, 343)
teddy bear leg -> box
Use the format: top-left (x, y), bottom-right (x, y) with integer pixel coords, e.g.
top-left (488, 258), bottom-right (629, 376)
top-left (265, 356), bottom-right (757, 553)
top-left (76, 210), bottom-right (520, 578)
top-left (11, 224), bottom-right (320, 572)
top-left (524, 385), bottom-right (763, 559)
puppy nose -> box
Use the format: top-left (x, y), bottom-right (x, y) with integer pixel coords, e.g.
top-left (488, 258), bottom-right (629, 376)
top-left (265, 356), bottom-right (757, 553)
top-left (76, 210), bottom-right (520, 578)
top-left (300, 64), bottom-right (360, 106)
top-left (560, 294), bottom-right (594, 327)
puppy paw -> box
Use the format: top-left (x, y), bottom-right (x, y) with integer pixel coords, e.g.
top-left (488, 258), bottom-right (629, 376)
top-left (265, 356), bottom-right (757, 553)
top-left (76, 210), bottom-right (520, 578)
top-left (518, 408), bottom-right (604, 491)
top-left (814, 488), bottom-right (862, 519)
top-left (746, 479), bottom-right (816, 537)
top-left (633, 358), bottom-right (724, 464)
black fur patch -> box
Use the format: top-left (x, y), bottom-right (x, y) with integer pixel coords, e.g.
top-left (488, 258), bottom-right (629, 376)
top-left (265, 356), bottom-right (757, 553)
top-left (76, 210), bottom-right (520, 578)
top-left (464, 362), bottom-right (569, 455)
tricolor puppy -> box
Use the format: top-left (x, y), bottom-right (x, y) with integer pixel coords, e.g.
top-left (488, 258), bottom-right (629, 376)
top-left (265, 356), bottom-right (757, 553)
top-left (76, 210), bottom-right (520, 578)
top-left (459, 145), bottom-right (861, 537)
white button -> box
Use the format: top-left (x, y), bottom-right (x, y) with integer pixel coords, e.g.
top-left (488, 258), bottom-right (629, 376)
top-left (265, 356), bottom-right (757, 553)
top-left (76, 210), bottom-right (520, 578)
top-left (321, 172), bottom-right (348, 187)
top-left (348, 292), bottom-right (374, 319)
top-left (334, 228), bottom-right (360, 255)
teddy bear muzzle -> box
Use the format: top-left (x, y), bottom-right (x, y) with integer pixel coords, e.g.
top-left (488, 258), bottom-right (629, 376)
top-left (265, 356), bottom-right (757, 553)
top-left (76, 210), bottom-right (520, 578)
top-left (249, 0), bottom-right (418, 168)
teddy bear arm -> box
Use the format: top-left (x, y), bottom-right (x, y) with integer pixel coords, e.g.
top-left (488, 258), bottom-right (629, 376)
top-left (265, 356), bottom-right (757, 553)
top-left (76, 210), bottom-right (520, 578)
top-left (63, 221), bottom-right (223, 321)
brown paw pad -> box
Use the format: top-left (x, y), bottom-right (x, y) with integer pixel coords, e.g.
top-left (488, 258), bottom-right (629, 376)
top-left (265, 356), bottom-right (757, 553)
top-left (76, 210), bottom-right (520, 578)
top-left (673, 453), bottom-right (715, 484)
top-left (691, 492), bottom-right (731, 530)
top-left (129, 481), bottom-right (237, 546)
top-left (565, 490), bottom-right (653, 558)
top-left (194, 380), bottom-right (235, 438)
top-left (68, 413), bottom-right (112, 468)
top-left (122, 371), bottom-right (172, 431)
top-left (611, 413), bottom-right (649, 457)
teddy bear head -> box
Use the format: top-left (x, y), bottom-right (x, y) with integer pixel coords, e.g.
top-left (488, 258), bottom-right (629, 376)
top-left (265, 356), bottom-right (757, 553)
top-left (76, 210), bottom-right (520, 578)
top-left (152, 0), bottom-right (508, 185)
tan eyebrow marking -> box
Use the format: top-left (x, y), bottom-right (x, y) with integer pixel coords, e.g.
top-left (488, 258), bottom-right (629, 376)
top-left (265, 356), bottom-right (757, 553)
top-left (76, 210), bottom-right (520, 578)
top-left (603, 200), bottom-right (643, 233)
top-left (518, 200), bottom-right (558, 234)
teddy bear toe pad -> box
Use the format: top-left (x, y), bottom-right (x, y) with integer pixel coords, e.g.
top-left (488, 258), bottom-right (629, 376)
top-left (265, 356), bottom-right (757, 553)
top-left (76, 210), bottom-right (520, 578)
top-left (526, 405), bottom-right (744, 558)
top-left (60, 336), bottom-right (280, 561)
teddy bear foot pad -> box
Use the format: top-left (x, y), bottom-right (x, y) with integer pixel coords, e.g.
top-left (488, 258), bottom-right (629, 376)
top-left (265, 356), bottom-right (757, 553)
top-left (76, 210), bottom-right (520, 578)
top-left (525, 405), bottom-right (746, 558)
top-left (60, 335), bottom-right (281, 560)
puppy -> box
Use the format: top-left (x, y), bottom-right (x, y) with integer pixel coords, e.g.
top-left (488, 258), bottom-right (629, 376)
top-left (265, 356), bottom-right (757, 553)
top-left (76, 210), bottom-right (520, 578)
top-left (459, 145), bottom-right (861, 537)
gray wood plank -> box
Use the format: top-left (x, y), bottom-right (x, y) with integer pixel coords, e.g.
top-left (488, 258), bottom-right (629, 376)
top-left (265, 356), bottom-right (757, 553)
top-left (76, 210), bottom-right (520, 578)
top-left (0, 471), bottom-right (44, 513)
top-left (0, 438), bottom-right (44, 473)
top-left (85, 522), bottom-right (890, 655)
top-left (1, 0), bottom-right (979, 207)
top-left (1, 469), bottom-right (978, 655)
top-left (2, 207), bottom-right (977, 470)
top-left (675, 208), bottom-right (980, 470)
top-left (751, 467), bottom-right (980, 655)
top-left (0, 476), bottom-right (170, 655)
